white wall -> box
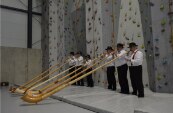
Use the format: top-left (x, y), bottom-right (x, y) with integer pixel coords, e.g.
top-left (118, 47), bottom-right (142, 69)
top-left (0, 0), bottom-right (41, 49)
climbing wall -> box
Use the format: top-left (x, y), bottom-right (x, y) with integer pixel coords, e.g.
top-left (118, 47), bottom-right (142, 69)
top-left (85, 0), bottom-right (103, 86)
top-left (71, 4), bottom-right (86, 55)
top-left (117, 0), bottom-right (149, 87)
top-left (139, 0), bottom-right (173, 93)
top-left (100, 0), bottom-right (121, 87)
top-left (42, 0), bottom-right (65, 73)
top-left (138, 0), bottom-right (156, 91)
top-left (41, 0), bottom-right (173, 93)
top-left (85, 0), bottom-right (121, 87)
top-left (101, 0), bottom-right (121, 49)
top-left (42, 0), bottom-right (50, 71)
top-left (64, 0), bottom-right (76, 56)
top-left (64, 0), bottom-right (86, 56)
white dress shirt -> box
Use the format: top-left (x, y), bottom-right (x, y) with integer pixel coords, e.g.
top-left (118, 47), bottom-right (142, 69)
top-left (85, 59), bottom-right (92, 68)
top-left (105, 53), bottom-right (115, 67)
top-left (68, 56), bottom-right (76, 66)
top-left (128, 49), bottom-right (143, 66)
top-left (115, 49), bottom-right (127, 67)
top-left (75, 56), bottom-right (84, 66)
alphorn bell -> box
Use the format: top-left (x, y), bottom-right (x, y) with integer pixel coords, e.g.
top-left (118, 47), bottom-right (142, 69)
top-left (21, 52), bottom-right (126, 103)
top-left (10, 57), bottom-right (69, 94)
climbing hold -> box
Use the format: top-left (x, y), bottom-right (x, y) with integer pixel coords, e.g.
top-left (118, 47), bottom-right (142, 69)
top-left (157, 74), bottom-right (162, 81)
top-left (129, 1), bottom-right (132, 5)
top-left (161, 19), bottom-right (166, 26)
top-left (132, 19), bottom-right (136, 24)
top-left (137, 23), bottom-right (140, 27)
top-left (137, 33), bottom-right (141, 37)
top-left (162, 58), bottom-right (168, 65)
top-left (141, 44), bottom-right (144, 49)
top-left (155, 53), bottom-right (160, 57)
top-left (160, 4), bottom-right (164, 11)
top-left (164, 82), bottom-right (168, 86)
top-left (161, 28), bottom-right (165, 32)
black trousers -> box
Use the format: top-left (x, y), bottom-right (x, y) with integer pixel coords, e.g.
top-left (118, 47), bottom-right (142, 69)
top-left (86, 68), bottom-right (94, 87)
top-left (107, 66), bottom-right (116, 90)
top-left (129, 65), bottom-right (144, 96)
top-left (76, 66), bottom-right (84, 86)
top-left (117, 64), bottom-right (129, 93)
top-left (69, 66), bottom-right (75, 84)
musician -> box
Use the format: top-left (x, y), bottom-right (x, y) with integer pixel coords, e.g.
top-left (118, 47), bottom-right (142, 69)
top-left (104, 46), bottom-right (116, 91)
top-left (75, 51), bottom-right (84, 86)
top-left (126, 42), bottom-right (144, 97)
top-left (114, 43), bottom-right (129, 94)
top-left (68, 52), bottom-right (76, 85)
top-left (84, 55), bottom-right (94, 87)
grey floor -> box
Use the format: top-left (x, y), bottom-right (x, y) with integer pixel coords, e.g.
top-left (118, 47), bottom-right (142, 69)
top-left (1, 86), bottom-right (173, 113)
top-left (0, 87), bottom-right (95, 113)
top-left (53, 86), bottom-right (173, 113)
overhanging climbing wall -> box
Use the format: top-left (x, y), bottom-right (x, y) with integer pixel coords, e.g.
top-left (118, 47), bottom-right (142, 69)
top-left (117, 0), bottom-right (149, 87)
top-left (139, 0), bottom-right (173, 93)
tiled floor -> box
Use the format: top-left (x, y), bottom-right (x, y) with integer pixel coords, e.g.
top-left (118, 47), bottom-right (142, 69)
top-left (53, 86), bottom-right (173, 113)
top-left (0, 87), bottom-right (95, 113)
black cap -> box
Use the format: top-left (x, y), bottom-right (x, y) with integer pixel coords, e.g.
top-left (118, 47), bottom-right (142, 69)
top-left (128, 42), bottom-right (138, 48)
top-left (117, 43), bottom-right (124, 48)
top-left (85, 54), bottom-right (91, 59)
top-left (105, 46), bottom-right (113, 50)
top-left (70, 52), bottom-right (74, 55)
top-left (76, 51), bottom-right (82, 55)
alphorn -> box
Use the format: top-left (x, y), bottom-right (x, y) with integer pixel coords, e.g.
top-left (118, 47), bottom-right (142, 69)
top-left (21, 52), bottom-right (126, 103)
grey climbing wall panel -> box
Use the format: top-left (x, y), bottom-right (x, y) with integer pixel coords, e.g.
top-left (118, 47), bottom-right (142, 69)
top-left (139, 0), bottom-right (173, 93)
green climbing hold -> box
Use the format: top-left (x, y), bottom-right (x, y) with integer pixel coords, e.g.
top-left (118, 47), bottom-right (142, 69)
top-left (141, 44), bottom-right (144, 49)
top-left (161, 28), bottom-right (165, 32)
top-left (157, 75), bottom-right (162, 81)
top-left (161, 19), bottom-right (166, 26)
top-left (129, 1), bottom-right (132, 5)
top-left (120, 5), bottom-right (123, 9)
top-left (137, 33), bottom-right (141, 37)
top-left (160, 4), bottom-right (164, 11)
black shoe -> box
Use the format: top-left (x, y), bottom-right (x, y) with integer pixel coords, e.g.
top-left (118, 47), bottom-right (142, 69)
top-left (131, 92), bottom-right (137, 95)
top-left (120, 92), bottom-right (129, 94)
top-left (138, 94), bottom-right (144, 98)
top-left (108, 86), bottom-right (112, 89)
top-left (124, 92), bottom-right (130, 94)
top-left (112, 88), bottom-right (116, 91)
